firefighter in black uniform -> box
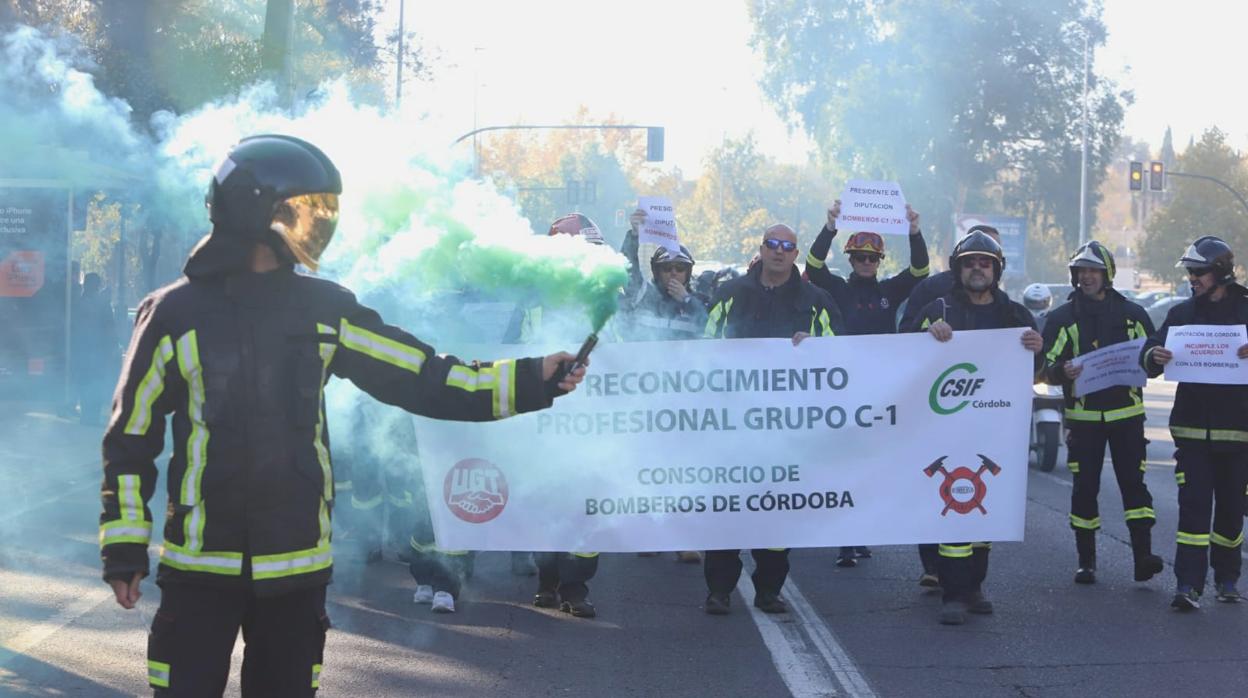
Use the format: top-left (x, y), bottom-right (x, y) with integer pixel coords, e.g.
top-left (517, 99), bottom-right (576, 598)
top-left (1042, 241), bottom-right (1163, 585)
top-left (805, 199), bottom-right (929, 565)
top-left (900, 224), bottom-right (1000, 332)
top-left (910, 230), bottom-right (1043, 625)
top-left (99, 135), bottom-right (586, 696)
top-left (1141, 235), bottom-right (1248, 610)
top-left (702, 223), bottom-right (844, 615)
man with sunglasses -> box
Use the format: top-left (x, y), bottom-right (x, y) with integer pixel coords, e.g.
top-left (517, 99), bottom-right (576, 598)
top-left (909, 230), bottom-right (1043, 625)
top-left (804, 199), bottom-right (929, 566)
top-left (1142, 235), bottom-right (1248, 611)
top-left (702, 224), bottom-right (843, 615)
top-left (1041, 241), bottom-right (1163, 588)
top-left (900, 224), bottom-right (1002, 333)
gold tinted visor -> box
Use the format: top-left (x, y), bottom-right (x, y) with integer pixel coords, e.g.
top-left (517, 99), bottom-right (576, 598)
top-left (272, 193), bottom-right (339, 271)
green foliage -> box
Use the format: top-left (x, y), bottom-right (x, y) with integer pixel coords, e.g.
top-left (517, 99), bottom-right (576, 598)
top-left (1140, 128), bottom-right (1248, 286)
top-left (748, 0), bottom-right (1128, 260)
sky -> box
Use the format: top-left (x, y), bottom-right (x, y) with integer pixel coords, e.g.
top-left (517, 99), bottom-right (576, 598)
top-left (397, 0), bottom-right (1242, 173)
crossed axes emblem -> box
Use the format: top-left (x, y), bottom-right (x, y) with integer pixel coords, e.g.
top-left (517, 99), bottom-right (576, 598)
top-left (923, 454), bottom-right (1002, 516)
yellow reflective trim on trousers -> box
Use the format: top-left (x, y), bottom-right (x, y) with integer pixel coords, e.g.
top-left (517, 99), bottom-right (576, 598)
top-left (100, 518), bottom-right (153, 545)
top-left (340, 319), bottom-right (426, 374)
top-left (1045, 326), bottom-right (1070, 365)
top-left (409, 536), bottom-right (469, 555)
top-left (1211, 532), bottom-right (1244, 548)
top-left (805, 252), bottom-right (825, 269)
top-left (1176, 471), bottom-right (1186, 485)
top-left (911, 265), bottom-right (930, 277)
top-left (252, 542), bottom-right (333, 580)
top-left (1065, 404), bottom-right (1146, 422)
top-left (1070, 514), bottom-right (1101, 530)
top-left (351, 493), bottom-right (383, 511)
top-left (572, 552), bottom-right (600, 558)
top-left (388, 491), bottom-right (414, 508)
top-left (124, 335), bottom-right (174, 435)
top-left (1067, 461), bottom-right (1080, 474)
top-left (1171, 426), bottom-right (1248, 443)
top-left (1124, 507), bottom-right (1155, 521)
top-left (939, 544), bottom-right (972, 558)
top-left (1176, 531), bottom-right (1210, 547)
top-left (160, 541), bottom-right (243, 575)
top-left (148, 660), bottom-right (170, 688)
top-left (312, 663), bottom-right (322, 689)
top-left (176, 331), bottom-right (210, 509)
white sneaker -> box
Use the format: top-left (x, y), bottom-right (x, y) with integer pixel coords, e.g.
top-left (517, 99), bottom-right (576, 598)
top-left (431, 591), bottom-right (456, 613)
top-left (413, 584), bottom-right (434, 604)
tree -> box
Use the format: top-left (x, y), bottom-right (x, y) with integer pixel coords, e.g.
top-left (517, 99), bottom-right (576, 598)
top-left (748, 0), bottom-right (1128, 269)
top-left (1140, 128), bottom-right (1248, 287)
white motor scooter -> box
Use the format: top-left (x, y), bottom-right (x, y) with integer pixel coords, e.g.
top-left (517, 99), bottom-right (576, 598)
top-left (1023, 284), bottom-right (1063, 472)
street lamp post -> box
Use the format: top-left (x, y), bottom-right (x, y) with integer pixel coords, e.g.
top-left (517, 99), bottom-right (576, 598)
top-left (1078, 29), bottom-right (1090, 247)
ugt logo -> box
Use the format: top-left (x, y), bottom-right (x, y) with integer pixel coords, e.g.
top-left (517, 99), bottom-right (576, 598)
top-left (444, 458), bottom-right (509, 524)
top-left (928, 362), bottom-right (984, 415)
top-left (923, 454), bottom-right (1001, 515)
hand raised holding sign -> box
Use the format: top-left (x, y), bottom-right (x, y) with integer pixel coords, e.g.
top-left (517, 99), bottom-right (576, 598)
top-left (907, 205), bottom-right (920, 235)
top-left (826, 199), bottom-right (841, 231)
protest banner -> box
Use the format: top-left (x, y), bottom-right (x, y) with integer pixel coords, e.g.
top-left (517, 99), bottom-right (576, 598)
top-left (637, 196), bottom-right (679, 251)
top-left (1071, 338), bottom-right (1147, 398)
top-left (836, 180), bottom-right (908, 236)
top-left (1164, 324), bottom-right (1248, 384)
top-left (413, 329), bottom-right (1033, 552)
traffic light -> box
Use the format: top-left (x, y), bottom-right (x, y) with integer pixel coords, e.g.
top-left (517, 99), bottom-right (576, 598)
top-left (646, 127), bottom-right (665, 162)
top-left (1129, 161), bottom-right (1143, 191)
top-left (1149, 161), bottom-right (1164, 191)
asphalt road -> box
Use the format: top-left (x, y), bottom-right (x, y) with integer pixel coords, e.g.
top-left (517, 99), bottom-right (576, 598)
top-left (2, 379), bottom-right (1246, 697)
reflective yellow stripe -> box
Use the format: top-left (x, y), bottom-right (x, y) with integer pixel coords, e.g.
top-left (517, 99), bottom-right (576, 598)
top-left (1210, 429), bottom-right (1248, 442)
top-left (351, 493), bottom-right (383, 511)
top-left (159, 541), bottom-right (244, 575)
top-left (315, 323), bottom-right (336, 501)
top-left (388, 491), bottom-right (414, 508)
top-left (1171, 426), bottom-right (1207, 441)
top-left (805, 252), bottom-right (825, 269)
top-left (492, 359), bottom-right (517, 419)
top-left (1069, 325), bottom-right (1081, 358)
top-left (817, 309), bottom-right (834, 336)
top-left (340, 319), bottom-right (426, 374)
top-left (1070, 514), bottom-right (1101, 530)
top-left (1211, 532), bottom-right (1244, 548)
top-left (176, 331), bottom-right (210, 510)
top-left (100, 519), bottom-right (152, 545)
top-left (938, 544), bottom-right (972, 558)
top-left (910, 265), bottom-right (930, 277)
top-left (705, 298), bottom-right (733, 337)
top-left (102, 474), bottom-right (151, 546)
top-left (1176, 531), bottom-right (1210, 547)
top-left (1045, 326), bottom-right (1070, 365)
top-left (572, 552), bottom-right (600, 558)
top-left (252, 542), bottom-right (333, 580)
top-left (920, 317), bottom-right (933, 330)
top-left (1067, 461), bottom-right (1080, 474)
top-left (148, 660), bottom-right (170, 688)
top-left (1124, 507), bottom-right (1155, 522)
top-left (182, 501), bottom-right (207, 554)
top-left (1065, 404), bottom-right (1146, 422)
top-left (312, 663), bottom-right (322, 689)
top-left (124, 336), bottom-right (174, 435)
top-left (1176, 471), bottom-right (1186, 485)
top-left (1171, 426), bottom-right (1248, 442)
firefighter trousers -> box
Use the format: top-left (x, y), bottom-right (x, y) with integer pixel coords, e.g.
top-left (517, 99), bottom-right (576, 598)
top-left (1067, 419), bottom-right (1155, 534)
top-left (704, 549), bottom-right (790, 597)
top-left (1173, 445), bottom-right (1248, 591)
top-left (937, 543), bottom-right (990, 604)
top-left (147, 582), bottom-right (328, 697)
top-left (536, 552), bottom-right (599, 602)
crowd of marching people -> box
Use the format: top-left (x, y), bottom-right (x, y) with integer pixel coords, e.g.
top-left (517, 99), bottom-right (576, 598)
top-left (97, 136), bottom-right (1248, 693)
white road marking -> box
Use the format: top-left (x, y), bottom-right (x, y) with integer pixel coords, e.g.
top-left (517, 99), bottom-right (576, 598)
top-left (739, 562), bottom-right (877, 698)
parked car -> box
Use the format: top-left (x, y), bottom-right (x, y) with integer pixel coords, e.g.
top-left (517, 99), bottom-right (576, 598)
top-left (1147, 295), bottom-right (1187, 330)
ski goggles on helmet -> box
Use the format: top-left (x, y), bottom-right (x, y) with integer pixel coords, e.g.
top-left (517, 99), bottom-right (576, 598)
top-left (843, 231), bottom-right (885, 256)
top-left (271, 192), bottom-right (339, 271)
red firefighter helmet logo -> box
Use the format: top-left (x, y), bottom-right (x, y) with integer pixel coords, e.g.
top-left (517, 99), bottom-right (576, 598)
top-left (444, 458), bottom-right (509, 524)
top-left (923, 454), bottom-right (1001, 515)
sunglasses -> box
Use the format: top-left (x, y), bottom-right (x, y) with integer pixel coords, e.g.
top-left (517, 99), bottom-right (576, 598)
top-left (963, 257), bottom-right (996, 269)
top-left (850, 253), bottom-right (881, 264)
top-left (658, 263), bottom-right (692, 273)
top-left (763, 238), bottom-right (797, 252)
top-left (1186, 266), bottom-right (1213, 277)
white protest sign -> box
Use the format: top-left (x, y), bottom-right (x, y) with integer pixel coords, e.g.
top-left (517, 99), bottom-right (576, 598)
top-left (637, 196), bottom-right (679, 251)
top-left (1164, 324), bottom-right (1248, 384)
top-left (1071, 338), bottom-right (1148, 398)
top-left (836, 179), bottom-right (909, 236)
top-left (413, 329), bottom-right (1032, 552)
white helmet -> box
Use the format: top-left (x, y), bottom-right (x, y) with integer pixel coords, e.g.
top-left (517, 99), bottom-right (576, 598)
top-left (1022, 283), bottom-right (1052, 312)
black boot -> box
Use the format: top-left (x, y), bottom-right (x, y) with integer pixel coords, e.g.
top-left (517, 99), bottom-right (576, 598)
top-left (1075, 530), bottom-right (1096, 584)
top-left (1130, 528), bottom-right (1164, 582)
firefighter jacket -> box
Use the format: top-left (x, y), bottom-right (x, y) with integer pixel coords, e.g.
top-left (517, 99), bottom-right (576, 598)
top-left (100, 266), bottom-right (552, 596)
top-left (805, 225), bottom-right (930, 335)
top-left (705, 264), bottom-right (844, 339)
top-left (900, 270), bottom-right (955, 332)
top-left (1041, 289), bottom-right (1154, 423)
top-left (620, 281), bottom-right (710, 341)
top-left (909, 288), bottom-right (1042, 372)
top-left (1142, 283), bottom-right (1248, 451)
